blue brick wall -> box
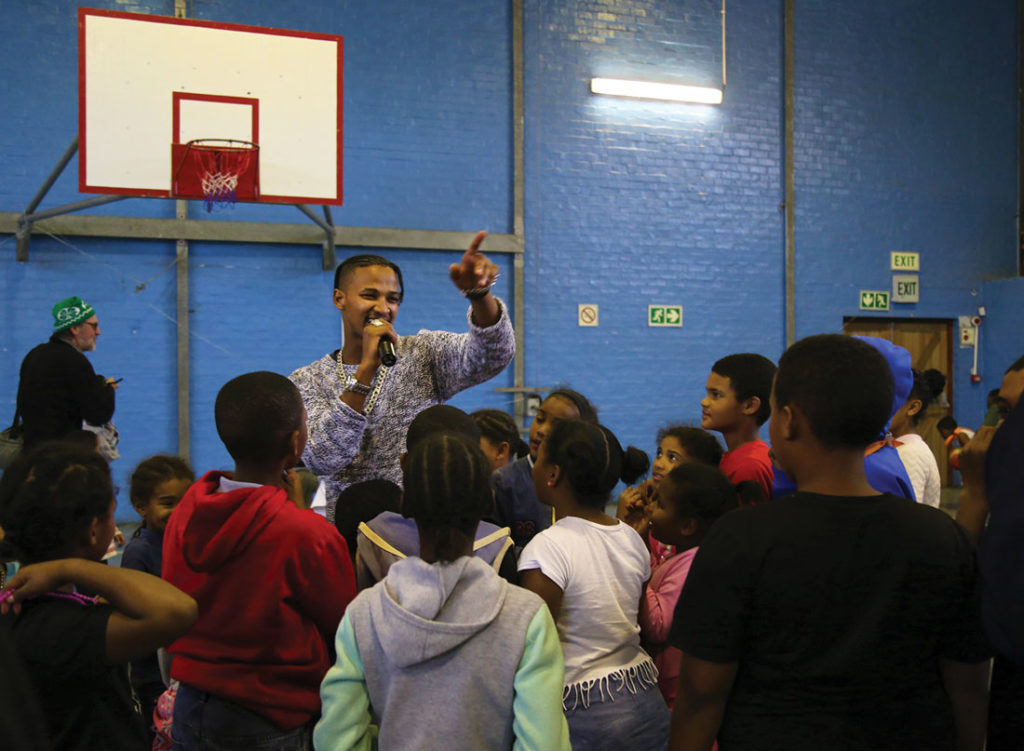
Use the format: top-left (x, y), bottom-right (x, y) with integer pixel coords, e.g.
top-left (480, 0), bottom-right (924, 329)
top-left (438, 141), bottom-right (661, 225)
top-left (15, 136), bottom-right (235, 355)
top-left (0, 0), bottom-right (1019, 519)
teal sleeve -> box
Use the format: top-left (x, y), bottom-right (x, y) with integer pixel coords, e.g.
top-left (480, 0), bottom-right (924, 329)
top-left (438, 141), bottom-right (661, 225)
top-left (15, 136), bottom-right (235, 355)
top-left (313, 614), bottom-right (377, 751)
top-left (512, 606), bottom-right (571, 751)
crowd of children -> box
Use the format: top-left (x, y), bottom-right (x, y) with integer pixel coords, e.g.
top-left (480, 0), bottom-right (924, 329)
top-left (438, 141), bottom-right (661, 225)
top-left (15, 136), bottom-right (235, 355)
top-left (1, 332), bottom-right (1019, 751)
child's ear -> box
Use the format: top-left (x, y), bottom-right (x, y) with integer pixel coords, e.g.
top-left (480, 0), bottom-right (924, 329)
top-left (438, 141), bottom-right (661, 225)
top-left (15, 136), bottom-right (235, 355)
top-left (497, 441), bottom-right (511, 463)
top-left (399, 452), bottom-right (408, 472)
top-left (680, 518), bottom-right (700, 537)
top-left (286, 429), bottom-right (305, 465)
top-left (906, 398), bottom-right (924, 418)
top-left (775, 403), bottom-right (799, 442)
top-left (546, 463), bottom-right (564, 488)
top-left (741, 396), bottom-right (762, 417)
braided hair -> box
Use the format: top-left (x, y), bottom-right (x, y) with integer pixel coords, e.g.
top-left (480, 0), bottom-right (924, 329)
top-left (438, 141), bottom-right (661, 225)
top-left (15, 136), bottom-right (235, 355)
top-left (402, 433), bottom-right (494, 562)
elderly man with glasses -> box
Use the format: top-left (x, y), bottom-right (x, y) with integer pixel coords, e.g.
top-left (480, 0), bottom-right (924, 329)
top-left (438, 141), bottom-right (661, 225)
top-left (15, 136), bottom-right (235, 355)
top-left (14, 296), bottom-right (118, 450)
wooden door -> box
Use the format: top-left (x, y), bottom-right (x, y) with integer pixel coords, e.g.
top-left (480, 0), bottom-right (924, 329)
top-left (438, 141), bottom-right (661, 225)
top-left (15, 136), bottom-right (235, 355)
top-left (843, 318), bottom-right (954, 485)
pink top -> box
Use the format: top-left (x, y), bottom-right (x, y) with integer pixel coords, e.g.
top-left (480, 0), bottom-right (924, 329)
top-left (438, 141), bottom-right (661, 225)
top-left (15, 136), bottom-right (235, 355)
top-left (640, 546), bottom-right (698, 707)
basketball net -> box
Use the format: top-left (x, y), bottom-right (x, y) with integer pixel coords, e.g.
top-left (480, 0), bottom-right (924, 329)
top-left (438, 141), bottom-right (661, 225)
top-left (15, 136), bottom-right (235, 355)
top-left (181, 140), bottom-right (258, 212)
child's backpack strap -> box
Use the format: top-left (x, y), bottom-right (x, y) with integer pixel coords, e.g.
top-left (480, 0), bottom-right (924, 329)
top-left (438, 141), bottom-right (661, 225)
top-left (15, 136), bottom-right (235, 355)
top-left (474, 526), bottom-right (513, 572)
top-left (357, 521), bottom-right (405, 559)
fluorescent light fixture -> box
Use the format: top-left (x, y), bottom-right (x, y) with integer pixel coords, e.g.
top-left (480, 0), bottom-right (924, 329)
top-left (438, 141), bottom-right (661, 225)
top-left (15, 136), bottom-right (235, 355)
top-left (590, 78), bottom-right (723, 105)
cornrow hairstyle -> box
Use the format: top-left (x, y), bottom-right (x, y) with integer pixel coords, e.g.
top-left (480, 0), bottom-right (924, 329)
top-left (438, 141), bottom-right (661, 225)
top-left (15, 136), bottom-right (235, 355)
top-left (128, 455), bottom-right (194, 535)
top-left (471, 409), bottom-right (529, 459)
top-left (774, 334), bottom-right (892, 450)
top-left (403, 433), bottom-right (495, 562)
top-left (907, 368), bottom-right (947, 426)
top-left (544, 420), bottom-right (649, 509)
top-left (656, 425), bottom-right (724, 467)
top-left (545, 388), bottom-right (599, 423)
top-left (0, 441), bottom-right (114, 565)
top-left (711, 353), bottom-right (778, 426)
top-left (662, 463), bottom-right (739, 535)
top-left (333, 253), bottom-right (405, 301)
top-left (215, 371), bottom-right (304, 466)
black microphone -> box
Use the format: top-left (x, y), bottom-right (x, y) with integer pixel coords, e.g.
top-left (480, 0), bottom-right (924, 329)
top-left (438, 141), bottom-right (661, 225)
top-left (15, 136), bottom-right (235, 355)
top-left (378, 337), bottom-right (398, 367)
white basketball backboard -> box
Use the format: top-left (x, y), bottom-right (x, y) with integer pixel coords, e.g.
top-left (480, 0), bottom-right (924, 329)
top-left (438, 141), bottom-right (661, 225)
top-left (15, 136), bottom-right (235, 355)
top-left (78, 8), bottom-right (343, 204)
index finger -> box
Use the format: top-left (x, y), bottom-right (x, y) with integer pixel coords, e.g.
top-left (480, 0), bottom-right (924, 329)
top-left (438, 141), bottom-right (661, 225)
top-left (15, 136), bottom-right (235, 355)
top-left (463, 230), bottom-right (488, 260)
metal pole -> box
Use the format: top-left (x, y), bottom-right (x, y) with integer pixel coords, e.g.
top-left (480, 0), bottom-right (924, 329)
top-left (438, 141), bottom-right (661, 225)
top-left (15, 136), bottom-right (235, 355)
top-left (512, 0), bottom-right (527, 428)
top-left (175, 0), bottom-right (190, 461)
top-left (23, 136), bottom-right (80, 217)
top-left (322, 205), bottom-right (337, 271)
top-left (784, 0), bottom-right (796, 347)
top-left (23, 194), bottom-right (128, 223)
top-left (176, 200), bottom-right (190, 460)
top-left (295, 203), bottom-right (334, 234)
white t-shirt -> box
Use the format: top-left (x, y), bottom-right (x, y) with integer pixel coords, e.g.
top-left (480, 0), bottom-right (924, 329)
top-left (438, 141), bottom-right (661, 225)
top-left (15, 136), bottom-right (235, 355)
top-left (896, 433), bottom-right (942, 508)
top-left (518, 516), bottom-right (652, 687)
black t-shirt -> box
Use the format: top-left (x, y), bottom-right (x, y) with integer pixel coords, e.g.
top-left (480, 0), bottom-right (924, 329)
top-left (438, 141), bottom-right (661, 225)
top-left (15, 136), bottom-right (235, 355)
top-left (8, 597), bottom-right (147, 750)
top-left (670, 492), bottom-right (990, 751)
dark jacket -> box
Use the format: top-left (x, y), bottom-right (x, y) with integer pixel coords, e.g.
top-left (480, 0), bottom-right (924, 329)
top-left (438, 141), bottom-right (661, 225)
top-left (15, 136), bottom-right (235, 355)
top-left (16, 334), bottom-right (115, 448)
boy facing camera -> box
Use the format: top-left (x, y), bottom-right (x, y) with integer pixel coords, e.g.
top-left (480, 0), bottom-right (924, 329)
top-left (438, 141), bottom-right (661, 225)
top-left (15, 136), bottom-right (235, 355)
top-left (700, 353), bottom-right (776, 503)
top-left (163, 371), bottom-right (357, 750)
top-left (670, 335), bottom-right (990, 751)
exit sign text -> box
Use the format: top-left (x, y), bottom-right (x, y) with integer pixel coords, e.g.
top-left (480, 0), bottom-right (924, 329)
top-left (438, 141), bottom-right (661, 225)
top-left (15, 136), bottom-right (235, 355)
top-left (890, 252), bottom-right (920, 271)
top-left (892, 274), bottom-right (920, 303)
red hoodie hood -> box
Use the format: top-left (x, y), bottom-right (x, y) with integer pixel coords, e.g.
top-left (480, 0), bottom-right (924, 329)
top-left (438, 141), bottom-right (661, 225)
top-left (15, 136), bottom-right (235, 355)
top-left (178, 470), bottom-right (288, 572)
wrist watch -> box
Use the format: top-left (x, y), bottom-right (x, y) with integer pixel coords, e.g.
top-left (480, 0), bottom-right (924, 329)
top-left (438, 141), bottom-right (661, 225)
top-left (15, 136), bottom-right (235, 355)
top-left (343, 373), bottom-right (372, 396)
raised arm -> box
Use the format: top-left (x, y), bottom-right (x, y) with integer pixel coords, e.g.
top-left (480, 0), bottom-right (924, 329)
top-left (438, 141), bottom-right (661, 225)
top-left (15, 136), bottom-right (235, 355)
top-left (2, 558), bottom-right (197, 664)
top-left (449, 230), bottom-right (501, 328)
top-left (956, 426), bottom-right (997, 543)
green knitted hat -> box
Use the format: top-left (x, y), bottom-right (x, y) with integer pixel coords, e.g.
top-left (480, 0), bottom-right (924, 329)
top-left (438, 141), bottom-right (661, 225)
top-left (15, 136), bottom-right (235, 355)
top-left (52, 296), bottom-right (96, 333)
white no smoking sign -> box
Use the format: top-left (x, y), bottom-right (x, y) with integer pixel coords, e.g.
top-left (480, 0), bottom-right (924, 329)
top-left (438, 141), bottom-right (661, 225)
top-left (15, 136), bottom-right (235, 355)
top-left (578, 304), bottom-right (599, 327)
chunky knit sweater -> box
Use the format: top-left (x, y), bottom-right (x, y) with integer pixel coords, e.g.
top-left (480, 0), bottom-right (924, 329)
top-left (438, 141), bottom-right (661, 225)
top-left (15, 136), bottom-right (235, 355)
top-left (290, 302), bottom-right (514, 521)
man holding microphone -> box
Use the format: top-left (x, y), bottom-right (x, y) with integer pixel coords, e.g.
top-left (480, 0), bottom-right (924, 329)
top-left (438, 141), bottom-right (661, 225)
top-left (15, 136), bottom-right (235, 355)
top-left (290, 231), bottom-right (515, 521)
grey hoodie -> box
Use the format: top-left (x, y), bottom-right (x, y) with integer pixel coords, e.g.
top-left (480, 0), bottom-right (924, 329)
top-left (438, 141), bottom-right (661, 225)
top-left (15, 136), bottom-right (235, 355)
top-left (335, 556), bottom-right (567, 750)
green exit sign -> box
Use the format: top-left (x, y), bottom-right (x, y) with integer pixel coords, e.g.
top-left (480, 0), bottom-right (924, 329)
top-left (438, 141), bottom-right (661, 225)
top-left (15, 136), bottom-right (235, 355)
top-left (648, 305), bottom-right (683, 327)
top-left (859, 290), bottom-right (890, 311)
top-left (890, 252), bottom-right (920, 271)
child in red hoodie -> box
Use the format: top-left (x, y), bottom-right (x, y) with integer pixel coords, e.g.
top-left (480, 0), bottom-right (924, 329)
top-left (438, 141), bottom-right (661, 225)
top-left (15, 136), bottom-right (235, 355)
top-left (163, 371), bottom-right (356, 750)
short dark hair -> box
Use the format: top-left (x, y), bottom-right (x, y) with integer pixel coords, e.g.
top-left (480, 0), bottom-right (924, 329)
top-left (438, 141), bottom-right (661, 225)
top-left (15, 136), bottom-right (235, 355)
top-left (0, 441), bottom-right (113, 564)
top-left (333, 254), bottom-right (404, 301)
top-left (1007, 354), bottom-right (1024, 374)
top-left (662, 463), bottom-right (738, 534)
top-left (544, 421), bottom-right (649, 509)
top-left (656, 426), bottom-right (723, 467)
top-left (130, 455), bottom-right (194, 508)
top-left (937, 416), bottom-right (958, 432)
top-left (711, 353), bottom-right (777, 426)
top-left (907, 369), bottom-right (947, 426)
top-left (471, 409), bottom-right (529, 459)
top-left (215, 371), bottom-right (304, 465)
top-left (406, 405), bottom-right (480, 451)
top-left (774, 334), bottom-right (892, 451)
top-left (545, 388), bottom-right (599, 423)
top-left (334, 479), bottom-right (402, 560)
top-left (402, 433), bottom-right (494, 562)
